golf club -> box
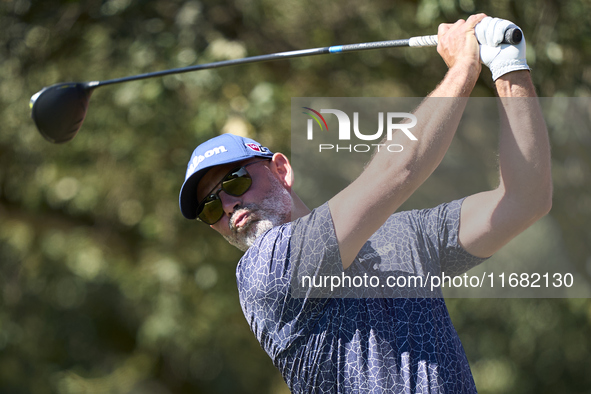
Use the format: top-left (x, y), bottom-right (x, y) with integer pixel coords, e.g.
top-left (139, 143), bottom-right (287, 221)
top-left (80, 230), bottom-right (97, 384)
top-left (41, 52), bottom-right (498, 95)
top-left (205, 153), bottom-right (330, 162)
top-left (30, 28), bottom-right (521, 144)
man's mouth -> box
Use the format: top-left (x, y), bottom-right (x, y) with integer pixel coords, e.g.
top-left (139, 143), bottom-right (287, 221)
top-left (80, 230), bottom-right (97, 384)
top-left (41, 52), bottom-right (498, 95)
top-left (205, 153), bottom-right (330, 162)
top-left (231, 209), bottom-right (253, 230)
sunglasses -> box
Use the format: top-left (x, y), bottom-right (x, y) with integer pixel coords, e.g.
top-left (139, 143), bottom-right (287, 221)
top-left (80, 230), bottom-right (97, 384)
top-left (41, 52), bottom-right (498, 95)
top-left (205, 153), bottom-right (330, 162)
top-left (196, 159), bottom-right (270, 225)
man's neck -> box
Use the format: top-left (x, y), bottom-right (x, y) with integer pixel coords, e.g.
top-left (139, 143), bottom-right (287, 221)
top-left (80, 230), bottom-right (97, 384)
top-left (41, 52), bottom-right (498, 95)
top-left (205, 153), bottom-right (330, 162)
top-left (290, 192), bottom-right (311, 221)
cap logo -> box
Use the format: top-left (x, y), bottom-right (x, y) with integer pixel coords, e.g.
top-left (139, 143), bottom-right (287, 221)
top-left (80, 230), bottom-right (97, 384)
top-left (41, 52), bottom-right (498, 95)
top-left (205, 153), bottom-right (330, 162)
top-left (244, 142), bottom-right (271, 153)
top-left (245, 143), bottom-right (265, 153)
top-left (186, 145), bottom-right (228, 178)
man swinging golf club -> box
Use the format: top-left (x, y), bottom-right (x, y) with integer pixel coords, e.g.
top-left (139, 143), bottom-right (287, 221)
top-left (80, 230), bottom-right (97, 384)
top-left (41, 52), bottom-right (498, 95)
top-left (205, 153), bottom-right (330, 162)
top-left (179, 14), bottom-right (552, 393)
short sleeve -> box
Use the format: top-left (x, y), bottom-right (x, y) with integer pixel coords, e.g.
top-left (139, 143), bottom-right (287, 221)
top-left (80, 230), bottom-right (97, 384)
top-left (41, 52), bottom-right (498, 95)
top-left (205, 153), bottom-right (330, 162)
top-left (415, 198), bottom-right (489, 277)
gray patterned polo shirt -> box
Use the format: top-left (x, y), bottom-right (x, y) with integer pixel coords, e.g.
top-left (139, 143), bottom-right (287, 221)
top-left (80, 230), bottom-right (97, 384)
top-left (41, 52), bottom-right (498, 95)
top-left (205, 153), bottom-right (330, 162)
top-left (236, 199), bottom-right (487, 393)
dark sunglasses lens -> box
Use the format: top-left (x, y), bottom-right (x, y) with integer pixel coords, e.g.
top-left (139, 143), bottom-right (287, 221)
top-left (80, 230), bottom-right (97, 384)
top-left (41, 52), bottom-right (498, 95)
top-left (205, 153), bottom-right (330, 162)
top-left (199, 198), bottom-right (224, 225)
top-left (196, 165), bottom-right (256, 225)
top-left (223, 172), bottom-right (252, 196)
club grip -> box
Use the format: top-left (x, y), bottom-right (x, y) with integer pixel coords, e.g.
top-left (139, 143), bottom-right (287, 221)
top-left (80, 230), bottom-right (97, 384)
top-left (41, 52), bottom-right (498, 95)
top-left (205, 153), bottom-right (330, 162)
top-left (409, 26), bottom-right (523, 47)
top-left (503, 27), bottom-right (522, 45)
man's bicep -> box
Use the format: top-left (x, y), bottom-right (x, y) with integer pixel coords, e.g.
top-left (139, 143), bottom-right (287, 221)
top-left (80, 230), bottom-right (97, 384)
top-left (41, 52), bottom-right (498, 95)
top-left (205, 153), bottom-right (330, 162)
top-left (459, 189), bottom-right (544, 258)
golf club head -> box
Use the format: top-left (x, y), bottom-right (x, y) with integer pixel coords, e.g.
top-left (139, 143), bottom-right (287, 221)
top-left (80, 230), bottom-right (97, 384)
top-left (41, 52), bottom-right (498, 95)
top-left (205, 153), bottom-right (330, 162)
top-left (30, 82), bottom-right (93, 143)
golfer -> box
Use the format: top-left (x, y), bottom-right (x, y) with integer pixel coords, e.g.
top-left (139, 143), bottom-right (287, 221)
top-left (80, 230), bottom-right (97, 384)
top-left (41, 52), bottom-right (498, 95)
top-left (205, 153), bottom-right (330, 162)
top-left (179, 14), bottom-right (552, 393)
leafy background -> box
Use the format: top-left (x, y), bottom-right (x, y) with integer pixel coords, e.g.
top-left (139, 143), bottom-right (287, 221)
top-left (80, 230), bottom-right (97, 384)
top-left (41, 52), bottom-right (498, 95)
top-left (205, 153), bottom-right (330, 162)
top-left (1, 0), bottom-right (590, 393)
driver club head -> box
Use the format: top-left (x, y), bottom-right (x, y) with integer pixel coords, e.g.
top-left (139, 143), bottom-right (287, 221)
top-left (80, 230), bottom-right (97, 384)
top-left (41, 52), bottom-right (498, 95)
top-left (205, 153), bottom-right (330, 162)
top-left (30, 82), bottom-right (94, 144)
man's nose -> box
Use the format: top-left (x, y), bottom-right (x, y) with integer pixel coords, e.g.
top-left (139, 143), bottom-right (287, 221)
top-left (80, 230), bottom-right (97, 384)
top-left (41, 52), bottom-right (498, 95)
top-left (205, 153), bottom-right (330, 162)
top-left (220, 192), bottom-right (242, 217)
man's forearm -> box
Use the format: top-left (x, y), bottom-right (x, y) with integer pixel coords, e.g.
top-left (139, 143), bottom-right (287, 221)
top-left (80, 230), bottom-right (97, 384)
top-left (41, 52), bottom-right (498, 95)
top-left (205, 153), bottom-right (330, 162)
top-left (457, 70), bottom-right (552, 258)
top-left (453, 17), bottom-right (553, 258)
top-left (495, 70), bottom-right (537, 97)
top-left (430, 60), bottom-right (480, 98)
top-left (495, 71), bottom-right (553, 218)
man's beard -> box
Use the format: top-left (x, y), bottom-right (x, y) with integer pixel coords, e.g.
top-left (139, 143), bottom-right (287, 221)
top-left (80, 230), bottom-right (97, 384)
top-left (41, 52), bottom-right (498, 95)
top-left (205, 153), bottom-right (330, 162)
top-left (223, 175), bottom-right (292, 252)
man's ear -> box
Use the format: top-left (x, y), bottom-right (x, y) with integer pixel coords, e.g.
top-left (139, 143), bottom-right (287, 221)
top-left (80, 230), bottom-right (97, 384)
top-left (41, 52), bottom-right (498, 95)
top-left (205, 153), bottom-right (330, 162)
top-left (269, 153), bottom-right (294, 190)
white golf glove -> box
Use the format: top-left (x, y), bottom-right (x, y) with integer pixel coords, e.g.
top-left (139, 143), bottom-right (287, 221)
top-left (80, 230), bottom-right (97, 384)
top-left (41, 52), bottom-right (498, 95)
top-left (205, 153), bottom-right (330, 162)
top-left (475, 17), bottom-right (530, 81)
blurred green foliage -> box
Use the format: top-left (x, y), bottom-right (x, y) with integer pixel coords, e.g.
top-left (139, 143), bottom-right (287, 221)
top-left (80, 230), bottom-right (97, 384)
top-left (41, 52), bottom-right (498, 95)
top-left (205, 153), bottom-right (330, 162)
top-left (1, 0), bottom-right (590, 393)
